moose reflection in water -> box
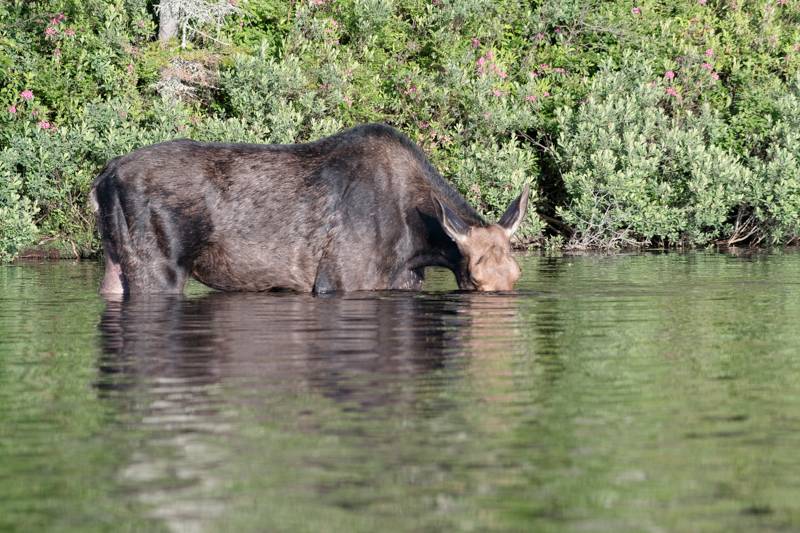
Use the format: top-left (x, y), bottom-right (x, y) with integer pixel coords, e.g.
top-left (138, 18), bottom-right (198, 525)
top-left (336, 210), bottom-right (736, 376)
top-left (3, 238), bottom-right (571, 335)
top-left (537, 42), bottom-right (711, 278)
top-left (96, 291), bottom-right (520, 408)
top-left (94, 290), bottom-right (523, 529)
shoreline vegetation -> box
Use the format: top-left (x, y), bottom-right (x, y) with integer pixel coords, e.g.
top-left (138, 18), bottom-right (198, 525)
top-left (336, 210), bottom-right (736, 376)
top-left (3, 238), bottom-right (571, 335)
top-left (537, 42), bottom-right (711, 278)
top-left (2, 0), bottom-right (799, 262)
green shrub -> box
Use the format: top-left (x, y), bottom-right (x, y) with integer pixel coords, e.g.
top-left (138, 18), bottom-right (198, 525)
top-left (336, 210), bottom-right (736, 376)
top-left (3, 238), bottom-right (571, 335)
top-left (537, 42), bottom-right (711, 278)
top-left (555, 54), bottom-right (752, 249)
top-left (742, 73), bottom-right (800, 245)
top-left (0, 153), bottom-right (39, 261)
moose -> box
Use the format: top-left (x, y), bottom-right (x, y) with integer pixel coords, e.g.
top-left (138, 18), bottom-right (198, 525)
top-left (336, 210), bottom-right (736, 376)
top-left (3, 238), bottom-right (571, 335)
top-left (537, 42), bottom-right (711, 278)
top-left (90, 123), bottom-right (529, 295)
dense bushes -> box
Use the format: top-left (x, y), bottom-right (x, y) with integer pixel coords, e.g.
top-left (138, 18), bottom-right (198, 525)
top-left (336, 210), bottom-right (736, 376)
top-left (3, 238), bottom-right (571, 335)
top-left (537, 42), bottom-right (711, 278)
top-left (555, 55), bottom-right (753, 248)
top-left (0, 0), bottom-right (799, 261)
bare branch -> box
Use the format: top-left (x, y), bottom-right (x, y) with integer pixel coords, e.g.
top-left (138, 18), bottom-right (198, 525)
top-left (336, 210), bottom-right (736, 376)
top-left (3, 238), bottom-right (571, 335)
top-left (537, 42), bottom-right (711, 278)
top-left (156, 0), bottom-right (239, 48)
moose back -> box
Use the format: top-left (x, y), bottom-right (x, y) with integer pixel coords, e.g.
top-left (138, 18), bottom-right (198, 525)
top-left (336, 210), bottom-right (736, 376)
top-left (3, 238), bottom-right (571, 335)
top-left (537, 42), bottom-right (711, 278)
top-left (90, 124), bottom-right (529, 295)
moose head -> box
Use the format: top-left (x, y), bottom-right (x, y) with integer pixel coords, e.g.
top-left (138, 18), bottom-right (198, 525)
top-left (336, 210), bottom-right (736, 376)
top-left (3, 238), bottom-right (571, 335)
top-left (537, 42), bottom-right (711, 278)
top-left (433, 184), bottom-right (530, 291)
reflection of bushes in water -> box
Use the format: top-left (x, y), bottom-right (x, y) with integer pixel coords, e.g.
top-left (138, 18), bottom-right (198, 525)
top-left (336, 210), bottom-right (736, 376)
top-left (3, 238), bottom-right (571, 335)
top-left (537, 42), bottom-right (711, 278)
top-left (2, 0), bottom-right (799, 260)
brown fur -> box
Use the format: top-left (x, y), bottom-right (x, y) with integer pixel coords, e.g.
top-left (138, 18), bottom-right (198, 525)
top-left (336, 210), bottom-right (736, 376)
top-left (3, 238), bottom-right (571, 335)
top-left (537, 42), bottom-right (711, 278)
top-left (90, 124), bottom-right (529, 295)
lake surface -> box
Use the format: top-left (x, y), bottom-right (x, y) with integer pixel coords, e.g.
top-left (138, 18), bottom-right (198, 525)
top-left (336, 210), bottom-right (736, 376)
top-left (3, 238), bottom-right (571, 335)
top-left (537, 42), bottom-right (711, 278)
top-left (2, 252), bottom-right (800, 532)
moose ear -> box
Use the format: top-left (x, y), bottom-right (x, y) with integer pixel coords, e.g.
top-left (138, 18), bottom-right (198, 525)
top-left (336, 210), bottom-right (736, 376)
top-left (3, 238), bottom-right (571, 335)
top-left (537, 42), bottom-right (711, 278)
top-left (432, 194), bottom-right (470, 245)
top-left (497, 184), bottom-right (530, 237)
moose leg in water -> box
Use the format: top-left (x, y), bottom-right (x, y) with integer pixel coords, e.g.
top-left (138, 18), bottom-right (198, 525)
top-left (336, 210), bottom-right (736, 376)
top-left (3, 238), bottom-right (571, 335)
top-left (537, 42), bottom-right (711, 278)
top-left (91, 124), bottom-right (530, 295)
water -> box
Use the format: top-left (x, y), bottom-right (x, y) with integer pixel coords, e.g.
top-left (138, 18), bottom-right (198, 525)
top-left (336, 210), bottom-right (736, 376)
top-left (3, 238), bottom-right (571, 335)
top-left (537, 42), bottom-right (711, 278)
top-left (2, 252), bottom-right (800, 532)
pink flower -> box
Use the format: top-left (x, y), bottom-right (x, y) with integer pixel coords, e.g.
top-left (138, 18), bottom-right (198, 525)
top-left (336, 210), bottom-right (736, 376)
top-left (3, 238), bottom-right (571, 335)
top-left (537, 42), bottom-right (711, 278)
top-left (665, 87), bottom-right (678, 97)
top-left (664, 70), bottom-right (675, 80)
top-left (553, 67), bottom-right (566, 74)
top-left (21, 90), bottom-right (33, 101)
top-left (497, 69), bottom-right (507, 79)
top-left (471, 37), bottom-right (480, 48)
top-left (542, 91), bottom-right (551, 97)
top-left (477, 56), bottom-right (486, 67)
top-left (127, 63), bottom-right (135, 74)
top-left (8, 105), bottom-right (16, 114)
top-left (539, 63), bottom-right (550, 69)
top-left (698, 0), bottom-right (706, 4)
top-left (37, 120), bottom-right (51, 129)
top-left (535, 33), bottom-right (545, 41)
top-left (529, 70), bottom-right (539, 77)
top-left (555, 28), bottom-right (562, 34)
top-left (31, 110), bottom-right (38, 117)
top-left (492, 89), bottom-right (504, 97)
top-left (631, 7), bottom-right (641, 15)
top-left (45, 26), bottom-right (58, 36)
top-left (705, 48), bottom-right (714, 57)
top-left (485, 50), bottom-right (494, 60)
top-left (711, 71), bottom-right (720, 81)
top-left (65, 28), bottom-right (75, 37)
top-left (525, 95), bottom-right (537, 102)
top-left (701, 62), bottom-right (713, 70)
